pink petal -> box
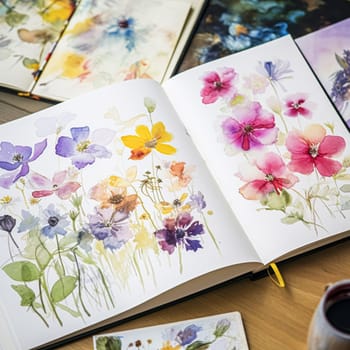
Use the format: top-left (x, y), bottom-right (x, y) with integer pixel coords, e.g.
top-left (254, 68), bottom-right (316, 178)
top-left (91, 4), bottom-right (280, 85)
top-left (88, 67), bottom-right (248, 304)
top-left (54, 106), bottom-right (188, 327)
top-left (239, 180), bottom-right (274, 200)
top-left (52, 170), bottom-right (68, 186)
top-left (288, 155), bottom-right (315, 175)
top-left (32, 190), bottom-right (54, 198)
top-left (256, 152), bottom-right (285, 176)
top-left (29, 172), bottom-right (52, 187)
top-left (314, 157), bottom-right (343, 177)
top-left (319, 135), bottom-right (346, 157)
top-left (285, 131), bottom-right (309, 154)
top-left (56, 182), bottom-right (81, 199)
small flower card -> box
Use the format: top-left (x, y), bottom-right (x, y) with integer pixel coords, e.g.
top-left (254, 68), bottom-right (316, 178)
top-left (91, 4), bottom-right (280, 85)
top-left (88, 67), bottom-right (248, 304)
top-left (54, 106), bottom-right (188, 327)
top-left (93, 311), bottom-right (249, 350)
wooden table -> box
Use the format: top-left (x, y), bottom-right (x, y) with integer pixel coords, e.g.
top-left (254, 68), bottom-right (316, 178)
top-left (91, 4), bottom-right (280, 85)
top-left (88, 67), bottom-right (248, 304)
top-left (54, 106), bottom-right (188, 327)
top-left (1, 89), bottom-right (350, 350)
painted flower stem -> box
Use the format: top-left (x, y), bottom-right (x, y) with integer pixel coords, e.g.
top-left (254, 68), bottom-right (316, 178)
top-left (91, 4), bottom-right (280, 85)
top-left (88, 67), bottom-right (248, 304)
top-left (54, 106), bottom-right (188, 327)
top-left (73, 250), bottom-right (91, 317)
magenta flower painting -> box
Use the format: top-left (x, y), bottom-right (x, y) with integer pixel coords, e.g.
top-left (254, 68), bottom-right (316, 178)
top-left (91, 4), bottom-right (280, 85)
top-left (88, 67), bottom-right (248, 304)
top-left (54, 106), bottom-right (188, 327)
top-left (286, 124), bottom-right (346, 177)
top-left (283, 93), bottom-right (315, 118)
top-left (200, 67), bottom-right (237, 104)
top-left (221, 102), bottom-right (278, 151)
top-left (193, 37), bottom-right (350, 233)
top-left (237, 152), bottom-right (298, 200)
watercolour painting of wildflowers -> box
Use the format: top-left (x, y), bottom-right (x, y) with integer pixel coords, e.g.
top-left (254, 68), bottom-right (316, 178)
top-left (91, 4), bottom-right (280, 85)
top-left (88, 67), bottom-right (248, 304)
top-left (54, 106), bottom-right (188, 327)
top-left (30, 0), bottom-right (190, 101)
top-left (0, 0), bottom-right (77, 91)
top-left (296, 18), bottom-right (350, 128)
top-left (164, 35), bottom-right (350, 262)
top-left (93, 312), bottom-right (249, 350)
top-left (0, 79), bottom-right (261, 350)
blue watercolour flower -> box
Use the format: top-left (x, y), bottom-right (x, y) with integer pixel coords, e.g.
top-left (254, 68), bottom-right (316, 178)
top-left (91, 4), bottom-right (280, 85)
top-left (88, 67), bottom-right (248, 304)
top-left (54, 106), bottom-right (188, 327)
top-left (18, 210), bottom-right (40, 233)
top-left (257, 58), bottom-right (293, 91)
top-left (55, 126), bottom-right (113, 169)
top-left (154, 212), bottom-right (204, 254)
top-left (88, 207), bottom-right (133, 250)
top-left (175, 324), bottom-right (202, 346)
top-left (0, 139), bottom-right (47, 188)
top-left (106, 16), bottom-right (136, 51)
top-left (41, 204), bottom-right (70, 238)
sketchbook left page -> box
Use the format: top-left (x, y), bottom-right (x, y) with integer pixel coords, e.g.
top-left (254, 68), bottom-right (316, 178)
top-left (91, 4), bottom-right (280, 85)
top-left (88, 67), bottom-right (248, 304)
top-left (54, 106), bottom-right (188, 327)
top-left (0, 0), bottom-right (77, 92)
top-left (93, 311), bottom-right (249, 350)
top-left (0, 79), bottom-right (260, 350)
top-left (31, 0), bottom-right (191, 101)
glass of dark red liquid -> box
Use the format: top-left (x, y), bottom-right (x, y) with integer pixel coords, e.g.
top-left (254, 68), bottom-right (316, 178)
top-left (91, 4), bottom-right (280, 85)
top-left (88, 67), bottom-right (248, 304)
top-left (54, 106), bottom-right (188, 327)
top-left (308, 280), bottom-right (350, 349)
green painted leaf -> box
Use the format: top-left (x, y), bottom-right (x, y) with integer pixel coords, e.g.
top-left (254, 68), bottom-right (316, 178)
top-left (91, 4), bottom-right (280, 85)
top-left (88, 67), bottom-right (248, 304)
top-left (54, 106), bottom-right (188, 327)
top-left (95, 336), bottom-right (122, 350)
top-left (3, 261), bottom-right (40, 282)
top-left (340, 184), bottom-right (350, 193)
top-left (50, 276), bottom-right (77, 303)
top-left (35, 245), bottom-right (52, 270)
top-left (261, 190), bottom-right (291, 210)
top-left (22, 57), bottom-right (39, 70)
top-left (5, 11), bottom-right (28, 27)
top-left (281, 216), bottom-right (300, 225)
top-left (335, 53), bottom-right (349, 70)
top-left (186, 341), bottom-right (211, 350)
top-left (11, 285), bottom-right (35, 306)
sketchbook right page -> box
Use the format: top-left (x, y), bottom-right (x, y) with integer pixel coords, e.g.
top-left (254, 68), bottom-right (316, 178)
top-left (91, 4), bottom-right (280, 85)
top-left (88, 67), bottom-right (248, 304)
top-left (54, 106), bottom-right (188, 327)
top-left (164, 35), bottom-right (350, 265)
top-left (296, 18), bottom-right (350, 128)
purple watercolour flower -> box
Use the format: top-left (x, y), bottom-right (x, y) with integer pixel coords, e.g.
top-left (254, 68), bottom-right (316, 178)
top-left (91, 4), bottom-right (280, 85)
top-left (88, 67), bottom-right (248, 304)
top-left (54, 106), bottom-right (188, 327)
top-left (55, 126), bottom-right (114, 169)
top-left (41, 204), bottom-right (70, 239)
top-left (0, 214), bottom-right (18, 249)
top-left (176, 324), bottom-right (202, 346)
top-left (88, 207), bottom-right (132, 250)
top-left (221, 101), bottom-right (278, 152)
top-left (188, 191), bottom-right (206, 212)
top-left (0, 139), bottom-right (47, 188)
top-left (154, 212), bottom-right (204, 254)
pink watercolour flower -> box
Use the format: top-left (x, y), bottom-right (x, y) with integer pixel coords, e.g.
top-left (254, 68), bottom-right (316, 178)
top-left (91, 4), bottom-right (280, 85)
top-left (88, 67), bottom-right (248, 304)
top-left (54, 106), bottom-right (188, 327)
top-left (29, 170), bottom-right (81, 199)
top-left (221, 101), bottom-right (278, 151)
top-left (236, 152), bottom-right (298, 200)
top-left (200, 67), bottom-right (237, 104)
top-left (283, 93), bottom-right (315, 118)
top-left (286, 124), bottom-right (346, 177)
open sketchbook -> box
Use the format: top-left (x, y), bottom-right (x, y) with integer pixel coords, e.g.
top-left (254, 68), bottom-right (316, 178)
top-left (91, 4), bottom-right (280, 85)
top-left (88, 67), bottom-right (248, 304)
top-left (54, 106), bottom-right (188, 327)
top-left (93, 312), bottom-right (249, 350)
top-left (296, 17), bottom-right (350, 129)
top-left (0, 35), bottom-right (350, 350)
top-left (0, 0), bottom-right (204, 101)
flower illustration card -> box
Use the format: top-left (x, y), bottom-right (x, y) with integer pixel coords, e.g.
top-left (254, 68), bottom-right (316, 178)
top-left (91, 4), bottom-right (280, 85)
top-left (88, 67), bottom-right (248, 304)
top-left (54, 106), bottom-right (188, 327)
top-left (0, 0), bottom-right (76, 91)
top-left (31, 0), bottom-right (191, 101)
top-left (296, 18), bottom-right (350, 128)
top-left (93, 312), bottom-right (249, 350)
top-left (164, 35), bottom-right (350, 264)
top-left (0, 78), bottom-right (260, 349)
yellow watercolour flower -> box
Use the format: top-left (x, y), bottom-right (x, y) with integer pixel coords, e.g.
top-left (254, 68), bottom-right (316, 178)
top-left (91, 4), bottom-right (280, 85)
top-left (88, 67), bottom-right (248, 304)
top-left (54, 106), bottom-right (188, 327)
top-left (0, 195), bottom-right (12, 205)
top-left (133, 224), bottom-right (158, 251)
top-left (121, 122), bottom-right (176, 160)
top-left (160, 341), bottom-right (181, 350)
top-left (41, 0), bottom-right (75, 24)
top-left (61, 53), bottom-right (90, 79)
